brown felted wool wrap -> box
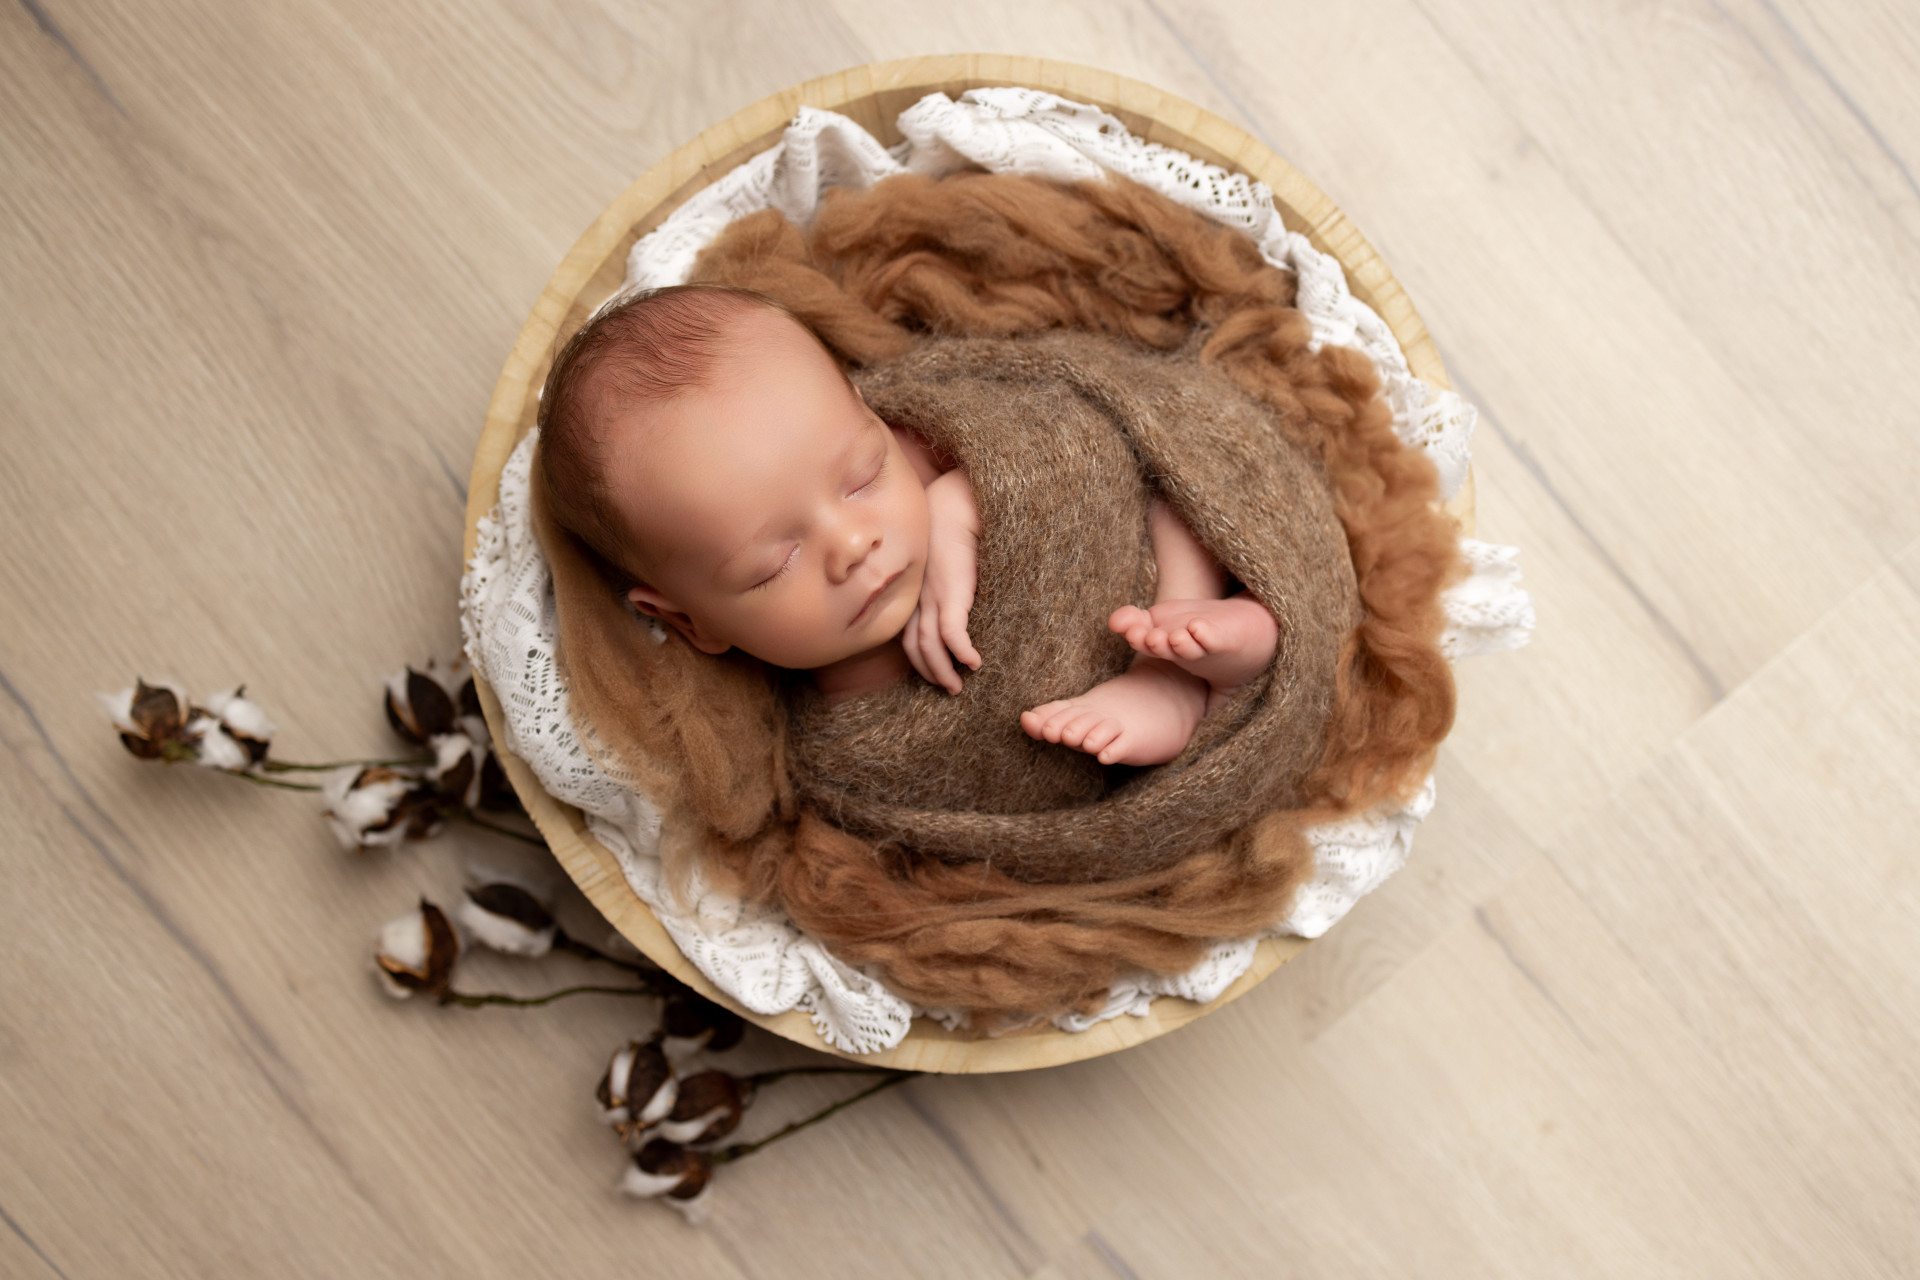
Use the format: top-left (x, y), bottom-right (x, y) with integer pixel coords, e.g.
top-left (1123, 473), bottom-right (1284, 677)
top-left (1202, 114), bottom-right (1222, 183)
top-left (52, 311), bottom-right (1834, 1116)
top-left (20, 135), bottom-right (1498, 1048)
top-left (536, 171), bottom-right (1460, 1017)
top-left (788, 330), bottom-right (1359, 884)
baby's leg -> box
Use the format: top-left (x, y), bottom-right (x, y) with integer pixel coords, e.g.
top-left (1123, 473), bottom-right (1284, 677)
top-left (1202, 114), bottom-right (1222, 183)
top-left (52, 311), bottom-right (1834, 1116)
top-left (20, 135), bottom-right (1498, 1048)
top-left (1021, 501), bottom-right (1278, 766)
top-left (1109, 499), bottom-right (1279, 699)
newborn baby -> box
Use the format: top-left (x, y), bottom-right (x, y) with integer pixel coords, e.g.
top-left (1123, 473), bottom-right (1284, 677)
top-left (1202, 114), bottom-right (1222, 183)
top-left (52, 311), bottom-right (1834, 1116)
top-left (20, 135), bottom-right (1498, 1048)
top-left (536, 284), bottom-right (1279, 766)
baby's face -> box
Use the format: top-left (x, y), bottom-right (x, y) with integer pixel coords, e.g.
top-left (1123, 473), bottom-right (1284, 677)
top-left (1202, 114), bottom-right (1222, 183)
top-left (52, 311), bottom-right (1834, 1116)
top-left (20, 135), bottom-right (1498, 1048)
top-left (605, 308), bottom-right (930, 670)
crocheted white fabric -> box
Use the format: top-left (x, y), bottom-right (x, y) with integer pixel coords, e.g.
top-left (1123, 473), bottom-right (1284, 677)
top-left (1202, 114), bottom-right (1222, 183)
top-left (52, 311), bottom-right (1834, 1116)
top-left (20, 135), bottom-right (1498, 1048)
top-left (462, 89), bottom-right (1535, 1053)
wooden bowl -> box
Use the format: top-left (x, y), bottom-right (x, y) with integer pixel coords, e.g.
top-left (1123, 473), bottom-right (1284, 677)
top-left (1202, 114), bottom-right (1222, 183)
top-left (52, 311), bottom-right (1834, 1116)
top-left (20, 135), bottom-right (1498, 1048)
top-left (463, 55), bottom-right (1470, 1073)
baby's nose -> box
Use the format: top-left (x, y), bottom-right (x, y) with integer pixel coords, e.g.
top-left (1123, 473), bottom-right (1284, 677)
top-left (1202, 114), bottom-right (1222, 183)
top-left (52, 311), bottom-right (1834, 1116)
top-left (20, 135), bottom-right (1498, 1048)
top-left (828, 524), bottom-right (881, 582)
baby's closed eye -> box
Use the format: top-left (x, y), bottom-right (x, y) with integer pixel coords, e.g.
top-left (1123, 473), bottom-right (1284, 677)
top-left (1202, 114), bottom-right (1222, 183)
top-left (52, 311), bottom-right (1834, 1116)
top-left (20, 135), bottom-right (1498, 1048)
top-left (749, 546), bottom-right (798, 590)
top-left (849, 451), bottom-right (886, 495)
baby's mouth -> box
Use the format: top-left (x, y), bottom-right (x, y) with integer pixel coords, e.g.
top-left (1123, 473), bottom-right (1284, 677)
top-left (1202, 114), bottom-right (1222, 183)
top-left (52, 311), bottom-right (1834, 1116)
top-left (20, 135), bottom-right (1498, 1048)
top-left (851, 569), bottom-right (903, 627)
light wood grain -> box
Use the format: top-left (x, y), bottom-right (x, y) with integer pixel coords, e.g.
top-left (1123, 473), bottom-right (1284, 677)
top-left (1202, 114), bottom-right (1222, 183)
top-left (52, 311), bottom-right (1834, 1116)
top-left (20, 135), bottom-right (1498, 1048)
top-left (4, 0), bottom-right (1918, 1274)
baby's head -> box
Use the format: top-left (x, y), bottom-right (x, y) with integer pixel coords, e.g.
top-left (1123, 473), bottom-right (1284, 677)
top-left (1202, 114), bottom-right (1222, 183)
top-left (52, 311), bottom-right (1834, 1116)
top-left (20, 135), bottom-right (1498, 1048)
top-left (536, 285), bottom-right (930, 671)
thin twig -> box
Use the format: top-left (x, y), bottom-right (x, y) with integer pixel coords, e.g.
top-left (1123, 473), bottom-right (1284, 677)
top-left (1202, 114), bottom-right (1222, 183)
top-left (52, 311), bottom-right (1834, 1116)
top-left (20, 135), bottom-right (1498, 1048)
top-left (551, 929), bottom-right (675, 987)
top-left (262, 757), bottom-right (427, 773)
top-left (448, 808), bottom-right (549, 848)
top-left (743, 1064), bottom-right (904, 1087)
top-left (227, 771), bottom-right (323, 793)
top-left (438, 984), bottom-right (656, 1009)
top-left (710, 1072), bottom-right (914, 1165)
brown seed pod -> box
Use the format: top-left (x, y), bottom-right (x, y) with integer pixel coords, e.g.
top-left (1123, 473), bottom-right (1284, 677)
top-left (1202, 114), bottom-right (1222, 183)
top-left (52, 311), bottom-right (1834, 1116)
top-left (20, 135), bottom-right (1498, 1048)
top-left (625, 1139), bottom-right (713, 1202)
top-left (660, 992), bottom-right (748, 1058)
top-left (596, 1039), bottom-right (676, 1130)
top-left (654, 1070), bottom-right (746, 1145)
top-left (460, 881), bottom-right (557, 957)
top-left (383, 663), bottom-right (462, 744)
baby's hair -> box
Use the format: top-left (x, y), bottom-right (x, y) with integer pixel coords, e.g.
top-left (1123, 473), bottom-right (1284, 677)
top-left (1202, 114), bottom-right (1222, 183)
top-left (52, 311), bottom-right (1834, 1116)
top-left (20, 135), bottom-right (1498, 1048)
top-left (535, 282), bottom-right (807, 580)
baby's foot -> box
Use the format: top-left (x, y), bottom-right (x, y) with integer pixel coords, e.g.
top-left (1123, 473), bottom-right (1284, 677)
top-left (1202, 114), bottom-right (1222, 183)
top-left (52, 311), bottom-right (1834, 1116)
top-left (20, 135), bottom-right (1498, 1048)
top-left (1019, 659), bottom-right (1207, 766)
top-left (1109, 597), bottom-right (1279, 693)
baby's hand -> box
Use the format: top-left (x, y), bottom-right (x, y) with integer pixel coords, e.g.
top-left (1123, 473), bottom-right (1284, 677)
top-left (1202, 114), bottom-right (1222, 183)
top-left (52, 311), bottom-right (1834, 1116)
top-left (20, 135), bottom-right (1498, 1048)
top-left (903, 467), bottom-right (981, 694)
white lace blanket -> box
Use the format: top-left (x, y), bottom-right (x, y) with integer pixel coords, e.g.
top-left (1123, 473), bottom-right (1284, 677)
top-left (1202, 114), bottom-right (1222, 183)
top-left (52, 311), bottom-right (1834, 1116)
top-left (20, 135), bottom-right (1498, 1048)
top-left (461, 89), bottom-right (1535, 1054)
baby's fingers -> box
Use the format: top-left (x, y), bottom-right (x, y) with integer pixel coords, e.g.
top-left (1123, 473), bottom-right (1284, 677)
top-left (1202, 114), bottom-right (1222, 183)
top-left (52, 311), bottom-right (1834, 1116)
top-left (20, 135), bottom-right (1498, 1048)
top-left (917, 606), bottom-right (963, 694)
top-left (901, 607), bottom-right (933, 685)
top-left (941, 616), bottom-right (982, 672)
top-left (931, 578), bottom-right (980, 670)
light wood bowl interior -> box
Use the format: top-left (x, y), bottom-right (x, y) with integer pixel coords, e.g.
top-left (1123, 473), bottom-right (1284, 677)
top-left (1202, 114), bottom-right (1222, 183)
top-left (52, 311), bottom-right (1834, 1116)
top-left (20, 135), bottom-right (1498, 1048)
top-left (463, 54), bottom-right (1470, 1073)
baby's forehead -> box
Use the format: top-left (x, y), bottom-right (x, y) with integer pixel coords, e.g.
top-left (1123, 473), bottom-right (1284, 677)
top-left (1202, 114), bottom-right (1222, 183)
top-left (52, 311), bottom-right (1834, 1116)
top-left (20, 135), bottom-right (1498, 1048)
top-left (604, 330), bottom-right (872, 552)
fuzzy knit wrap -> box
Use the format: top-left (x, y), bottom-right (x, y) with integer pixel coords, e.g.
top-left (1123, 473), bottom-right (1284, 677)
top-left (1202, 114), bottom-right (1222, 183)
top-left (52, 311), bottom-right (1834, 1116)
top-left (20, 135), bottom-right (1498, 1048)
top-left (788, 330), bottom-right (1359, 883)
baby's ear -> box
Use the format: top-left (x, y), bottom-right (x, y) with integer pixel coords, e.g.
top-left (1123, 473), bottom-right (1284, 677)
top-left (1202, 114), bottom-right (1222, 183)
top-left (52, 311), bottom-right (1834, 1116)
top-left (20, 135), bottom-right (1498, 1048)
top-left (626, 585), bottom-right (731, 655)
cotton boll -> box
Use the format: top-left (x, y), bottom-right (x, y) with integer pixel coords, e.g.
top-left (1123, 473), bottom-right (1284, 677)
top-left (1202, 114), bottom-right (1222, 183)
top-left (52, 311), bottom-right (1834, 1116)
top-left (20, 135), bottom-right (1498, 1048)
top-left (427, 732), bottom-right (486, 809)
top-left (621, 1140), bottom-right (713, 1220)
top-left (373, 899), bottom-right (459, 999)
top-left (324, 768), bottom-right (413, 849)
top-left (617, 1164), bottom-right (687, 1198)
top-left (97, 679), bottom-right (193, 760)
top-left (324, 767), bottom-right (440, 850)
top-left (596, 1039), bottom-right (676, 1128)
top-left (373, 915), bottom-right (428, 999)
top-left (653, 1071), bottom-right (745, 1145)
top-left (204, 687), bottom-right (275, 763)
top-left (458, 881), bottom-right (557, 958)
top-left (95, 686), bottom-right (146, 736)
top-left (185, 715), bottom-right (251, 772)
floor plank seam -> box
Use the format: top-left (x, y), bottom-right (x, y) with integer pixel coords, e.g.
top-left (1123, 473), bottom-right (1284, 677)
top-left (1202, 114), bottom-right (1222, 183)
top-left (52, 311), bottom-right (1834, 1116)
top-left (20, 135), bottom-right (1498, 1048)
top-left (1446, 367), bottom-right (1728, 705)
top-left (0, 666), bottom-right (401, 1231)
top-left (13, 0), bottom-right (124, 115)
top-left (1738, 0), bottom-right (1920, 207)
top-left (1138, 0), bottom-right (1273, 149)
top-left (0, 1197), bottom-right (69, 1280)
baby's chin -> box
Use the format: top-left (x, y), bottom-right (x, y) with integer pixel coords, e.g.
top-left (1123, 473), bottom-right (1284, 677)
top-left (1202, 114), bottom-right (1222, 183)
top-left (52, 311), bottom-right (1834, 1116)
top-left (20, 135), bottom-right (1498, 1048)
top-left (795, 571), bottom-right (922, 670)
top-left (867, 579), bottom-right (921, 645)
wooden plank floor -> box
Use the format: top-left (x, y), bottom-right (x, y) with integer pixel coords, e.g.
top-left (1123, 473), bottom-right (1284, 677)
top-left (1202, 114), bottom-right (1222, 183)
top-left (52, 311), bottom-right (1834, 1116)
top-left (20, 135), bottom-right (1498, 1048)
top-left (3, 2), bottom-right (1915, 1275)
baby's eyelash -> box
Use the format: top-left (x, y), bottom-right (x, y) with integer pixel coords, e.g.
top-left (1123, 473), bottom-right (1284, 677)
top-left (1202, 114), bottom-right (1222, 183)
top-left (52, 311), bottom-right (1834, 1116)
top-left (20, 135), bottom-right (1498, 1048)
top-left (852, 453), bottom-right (887, 494)
top-left (750, 547), bottom-right (797, 590)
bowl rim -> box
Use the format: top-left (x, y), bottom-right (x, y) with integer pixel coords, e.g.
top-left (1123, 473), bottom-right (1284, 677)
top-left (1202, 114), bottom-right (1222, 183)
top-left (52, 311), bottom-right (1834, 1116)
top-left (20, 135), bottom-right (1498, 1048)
top-left (463, 53), bottom-right (1470, 1073)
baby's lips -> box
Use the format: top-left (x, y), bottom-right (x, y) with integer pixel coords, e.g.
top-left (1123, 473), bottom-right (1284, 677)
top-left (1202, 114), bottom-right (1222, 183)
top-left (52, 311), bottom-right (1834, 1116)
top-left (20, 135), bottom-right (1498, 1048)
top-left (853, 567), bottom-right (902, 626)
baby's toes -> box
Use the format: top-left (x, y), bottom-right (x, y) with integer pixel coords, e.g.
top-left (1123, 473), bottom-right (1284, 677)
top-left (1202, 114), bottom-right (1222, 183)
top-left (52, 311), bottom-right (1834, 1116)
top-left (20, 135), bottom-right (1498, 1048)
top-left (1109, 605), bottom-right (1150, 636)
top-left (1140, 628), bottom-right (1177, 660)
top-left (1081, 719), bottom-right (1122, 757)
top-left (1057, 709), bottom-right (1108, 749)
top-left (1167, 623), bottom-right (1209, 660)
top-left (1021, 701), bottom-right (1071, 740)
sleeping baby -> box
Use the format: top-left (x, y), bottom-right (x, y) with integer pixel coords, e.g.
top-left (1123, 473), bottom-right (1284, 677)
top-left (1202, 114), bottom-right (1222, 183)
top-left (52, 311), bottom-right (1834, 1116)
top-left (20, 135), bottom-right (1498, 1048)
top-left (535, 284), bottom-right (1279, 767)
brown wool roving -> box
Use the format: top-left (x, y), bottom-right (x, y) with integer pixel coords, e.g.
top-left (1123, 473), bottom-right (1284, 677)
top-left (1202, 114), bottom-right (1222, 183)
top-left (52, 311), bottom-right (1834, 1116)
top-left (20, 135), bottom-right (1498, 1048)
top-left (535, 171), bottom-right (1460, 1017)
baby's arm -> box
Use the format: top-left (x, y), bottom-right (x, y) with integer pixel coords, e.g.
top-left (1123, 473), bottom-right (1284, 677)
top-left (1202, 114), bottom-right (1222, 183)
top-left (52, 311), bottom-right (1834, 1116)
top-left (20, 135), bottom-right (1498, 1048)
top-left (890, 426), bottom-right (981, 694)
top-left (905, 467), bottom-right (982, 693)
